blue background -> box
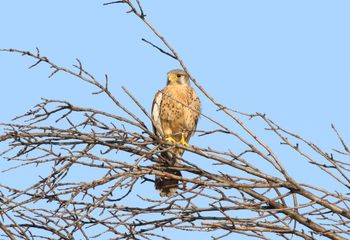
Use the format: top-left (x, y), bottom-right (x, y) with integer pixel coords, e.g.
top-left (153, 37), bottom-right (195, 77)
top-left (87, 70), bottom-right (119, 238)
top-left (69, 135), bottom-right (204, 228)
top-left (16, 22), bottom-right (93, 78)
top-left (1, 1), bottom-right (349, 239)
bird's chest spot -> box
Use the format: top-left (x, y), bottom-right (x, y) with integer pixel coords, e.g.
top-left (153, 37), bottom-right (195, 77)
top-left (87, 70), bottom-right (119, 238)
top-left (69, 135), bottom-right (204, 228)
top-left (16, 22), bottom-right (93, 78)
top-left (161, 88), bottom-right (189, 120)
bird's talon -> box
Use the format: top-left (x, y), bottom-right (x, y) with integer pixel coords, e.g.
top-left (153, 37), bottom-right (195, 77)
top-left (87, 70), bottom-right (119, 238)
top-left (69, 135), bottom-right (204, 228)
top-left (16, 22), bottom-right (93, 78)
top-left (165, 137), bottom-right (177, 143)
top-left (179, 133), bottom-right (189, 147)
top-left (180, 141), bottom-right (189, 147)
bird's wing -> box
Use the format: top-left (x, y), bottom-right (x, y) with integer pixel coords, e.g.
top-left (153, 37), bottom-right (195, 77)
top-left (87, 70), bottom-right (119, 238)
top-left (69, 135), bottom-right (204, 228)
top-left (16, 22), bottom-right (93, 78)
top-left (192, 94), bottom-right (201, 136)
top-left (151, 90), bottom-right (164, 137)
top-left (185, 88), bottom-right (201, 141)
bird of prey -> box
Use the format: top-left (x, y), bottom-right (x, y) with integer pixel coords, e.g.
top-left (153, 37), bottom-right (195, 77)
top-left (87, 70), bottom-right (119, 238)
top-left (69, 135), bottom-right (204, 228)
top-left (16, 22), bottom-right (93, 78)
top-left (151, 69), bottom-right (201, 197)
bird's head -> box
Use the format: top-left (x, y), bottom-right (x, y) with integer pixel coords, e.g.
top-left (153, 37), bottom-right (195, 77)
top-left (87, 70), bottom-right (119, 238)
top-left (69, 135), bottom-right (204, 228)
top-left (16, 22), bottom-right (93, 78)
top-left (166, 69), bottom-right (190, 86)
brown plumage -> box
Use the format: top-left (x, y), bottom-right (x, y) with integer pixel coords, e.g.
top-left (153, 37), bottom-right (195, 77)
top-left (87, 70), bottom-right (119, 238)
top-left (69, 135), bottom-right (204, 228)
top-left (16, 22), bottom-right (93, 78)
top-left (151, 69), bottom-right (201, 197)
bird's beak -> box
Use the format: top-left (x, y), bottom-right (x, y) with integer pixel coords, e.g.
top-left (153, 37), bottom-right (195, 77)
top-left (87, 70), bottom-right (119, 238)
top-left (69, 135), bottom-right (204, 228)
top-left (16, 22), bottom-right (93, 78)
top-left (167, 73), bottom-right (177, 83)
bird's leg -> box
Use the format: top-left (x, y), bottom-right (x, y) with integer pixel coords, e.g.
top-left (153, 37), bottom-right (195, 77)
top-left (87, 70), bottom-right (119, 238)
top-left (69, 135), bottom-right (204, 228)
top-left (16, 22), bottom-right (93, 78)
top-left (179, 133), bottom-right (189, 147)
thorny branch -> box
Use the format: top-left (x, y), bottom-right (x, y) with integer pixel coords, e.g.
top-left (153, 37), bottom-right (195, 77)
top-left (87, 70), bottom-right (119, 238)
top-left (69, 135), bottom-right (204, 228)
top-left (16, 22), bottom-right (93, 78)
top-left (0, 1), bottom-right (349, 239)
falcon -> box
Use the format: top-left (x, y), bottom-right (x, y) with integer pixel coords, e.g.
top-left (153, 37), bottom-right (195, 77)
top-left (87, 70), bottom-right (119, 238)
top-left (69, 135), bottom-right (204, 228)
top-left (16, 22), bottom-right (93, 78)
top-left (151, 69), bottom-right (201, 197)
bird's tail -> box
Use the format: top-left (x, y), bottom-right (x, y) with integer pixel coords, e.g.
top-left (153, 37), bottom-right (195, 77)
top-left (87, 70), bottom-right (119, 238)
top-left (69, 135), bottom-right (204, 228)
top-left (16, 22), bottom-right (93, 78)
top-left (155, 169), bottom-right (182, 197)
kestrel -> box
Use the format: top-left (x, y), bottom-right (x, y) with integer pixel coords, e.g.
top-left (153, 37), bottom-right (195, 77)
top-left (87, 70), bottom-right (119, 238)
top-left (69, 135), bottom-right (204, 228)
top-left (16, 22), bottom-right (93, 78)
top-left (151, 69), bottom-right (201, 197)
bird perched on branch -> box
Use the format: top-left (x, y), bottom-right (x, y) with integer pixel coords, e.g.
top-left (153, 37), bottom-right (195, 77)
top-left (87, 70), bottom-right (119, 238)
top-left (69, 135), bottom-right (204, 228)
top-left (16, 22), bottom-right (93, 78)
top-left (151, 69), bottom-right (201, 197)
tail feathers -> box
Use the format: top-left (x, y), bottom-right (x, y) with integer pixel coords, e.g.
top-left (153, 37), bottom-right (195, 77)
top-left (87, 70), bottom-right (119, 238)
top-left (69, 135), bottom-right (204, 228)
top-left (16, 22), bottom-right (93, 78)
top-left (155, 169), bottom-right (181, 197)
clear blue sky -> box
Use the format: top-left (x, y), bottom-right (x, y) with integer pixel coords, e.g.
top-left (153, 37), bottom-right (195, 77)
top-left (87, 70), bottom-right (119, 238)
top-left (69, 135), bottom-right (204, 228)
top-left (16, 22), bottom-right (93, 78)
top-left (1, 1), bottom-right (350, 239)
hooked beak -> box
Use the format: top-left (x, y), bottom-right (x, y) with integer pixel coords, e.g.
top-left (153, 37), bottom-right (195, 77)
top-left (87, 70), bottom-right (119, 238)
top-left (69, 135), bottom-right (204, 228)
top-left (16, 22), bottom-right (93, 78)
top-left (167, 73), bottom-right (177, 83)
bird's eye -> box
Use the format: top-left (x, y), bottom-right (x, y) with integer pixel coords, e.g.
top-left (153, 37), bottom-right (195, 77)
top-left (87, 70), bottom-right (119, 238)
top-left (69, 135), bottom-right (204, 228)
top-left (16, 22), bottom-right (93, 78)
top-left (176, 74), bottom-right (181, 78)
